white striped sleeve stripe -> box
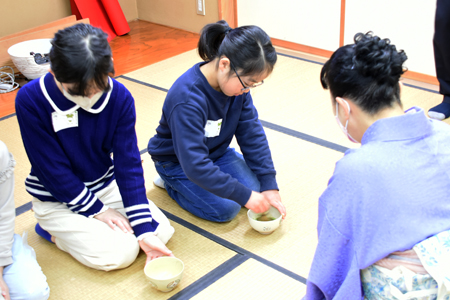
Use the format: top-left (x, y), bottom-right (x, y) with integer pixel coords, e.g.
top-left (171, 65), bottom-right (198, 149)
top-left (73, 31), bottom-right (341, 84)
top-left (26, 175), bottom-right (39, 181)
top-left (25, 181), bottom-right (45, 188)
top-left (76, 195), bottom-right (98, 212)
top-left (69, 193), bottom-right (95, 212)
top-left (130, 217), bottom-right (153, 227)
top-left (80, 192), bottom-right (95, 206)
top-left (128, 212), bottom-right (152, 218)
top-left (68, 188), bottom-right (88, 205)
top-left (25, 177), bottom-right (45, 186)
top-left (25, 186), bottom-right (52, 196)
top-left (125, 204), bottom-right (150, 212)
top-left (88, 181), bottom-right (108, 193)
top-left (83, 165), bottom-right (114, 186)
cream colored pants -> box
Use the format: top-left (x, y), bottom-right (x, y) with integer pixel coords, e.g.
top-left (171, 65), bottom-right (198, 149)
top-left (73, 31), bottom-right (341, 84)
top-left (32, 180), bottom-right (174, 271)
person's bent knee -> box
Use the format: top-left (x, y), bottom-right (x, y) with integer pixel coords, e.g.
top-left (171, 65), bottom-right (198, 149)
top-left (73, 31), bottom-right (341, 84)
top-left (100, 242), bottom-right (139, 271)
top-left (86, 236), bottom-right (140, 271)
top-left (206, 203), bottom-right (241, 222)
top-left (156, 224), bottom-right (175, 244)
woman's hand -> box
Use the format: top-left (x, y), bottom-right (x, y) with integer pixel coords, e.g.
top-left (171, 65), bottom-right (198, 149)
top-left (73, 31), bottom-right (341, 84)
top-left (139, 234), bottom-right (174, 265)
top-left (0, 269), bottom-right (10, 300)
top-left (94, 208), bottom-right (134, 234)
top-left (262, 190), bottom-right (286, 219)
top-left (245, 191), bottom-right (270, 213)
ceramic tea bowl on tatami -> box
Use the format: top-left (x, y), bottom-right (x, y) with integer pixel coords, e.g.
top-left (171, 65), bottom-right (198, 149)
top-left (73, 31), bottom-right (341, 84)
top-left (247, 206), bottom-right (282, 234)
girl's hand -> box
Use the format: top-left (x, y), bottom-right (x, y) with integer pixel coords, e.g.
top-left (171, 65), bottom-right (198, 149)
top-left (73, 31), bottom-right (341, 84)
top-left (245, 191), bottom-right (270, 213)
top-left (94, 208), bottom-right (134, 234)
top-left (0, 269), bottom-right (10, 300)
top-left (261, 190), bottom-right (286, 219)
top-left (139, 234), bottom-right (174, 265)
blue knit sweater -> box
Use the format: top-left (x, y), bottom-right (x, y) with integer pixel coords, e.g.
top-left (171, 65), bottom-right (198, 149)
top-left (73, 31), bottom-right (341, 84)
top-left (16, 73), bottom-right (158, 237)
top-left (148, 62), bottom-right (278, 206)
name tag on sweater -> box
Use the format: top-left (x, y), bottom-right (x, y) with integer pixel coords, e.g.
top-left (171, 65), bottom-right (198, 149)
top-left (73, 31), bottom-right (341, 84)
top-left (204, 119), bottom-right (222, 138)
top-left (52, 111), bottom-right (78, 132)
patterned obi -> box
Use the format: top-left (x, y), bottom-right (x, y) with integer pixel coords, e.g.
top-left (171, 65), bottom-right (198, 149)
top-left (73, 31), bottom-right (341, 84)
top-left (361, 230), bottom-right (450, 299)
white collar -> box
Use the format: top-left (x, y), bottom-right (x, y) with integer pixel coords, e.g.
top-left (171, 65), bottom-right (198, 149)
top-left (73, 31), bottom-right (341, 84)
top-left (39, 75), bottom-right (113, 114)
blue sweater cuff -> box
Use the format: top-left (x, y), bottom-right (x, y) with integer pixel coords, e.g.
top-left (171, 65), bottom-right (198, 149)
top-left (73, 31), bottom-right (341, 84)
top-left (133, 218), bottom-right (160, 237)
top-left (258, 174), bottom-right (279, 192)
top-left (229, 183), bottom-right (252, 206)
top-left (79, 200), bottom-right (105, 218)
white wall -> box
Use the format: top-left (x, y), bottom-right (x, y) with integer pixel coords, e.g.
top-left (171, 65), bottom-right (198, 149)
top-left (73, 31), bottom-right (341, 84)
top-left (345, 0), bottom-right (436, 76)
top-left (238, 0), bottom-right (436, 77)
top-left (237, 0), bottom-right (341, 52)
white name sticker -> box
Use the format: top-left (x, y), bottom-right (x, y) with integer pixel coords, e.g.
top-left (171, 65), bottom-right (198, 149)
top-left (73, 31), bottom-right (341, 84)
top-left (204, 118), bottom-right (222, 138)
top-left (52, 111), bottom-right (79, 132)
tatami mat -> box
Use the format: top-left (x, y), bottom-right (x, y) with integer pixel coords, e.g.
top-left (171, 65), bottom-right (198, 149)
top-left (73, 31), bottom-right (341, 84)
top-left (0, 48), bottom-right (445, 299)
top-left (191, 259), bottom-right (306, 300)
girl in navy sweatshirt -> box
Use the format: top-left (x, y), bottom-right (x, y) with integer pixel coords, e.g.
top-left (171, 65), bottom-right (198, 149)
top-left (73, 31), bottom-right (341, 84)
top-left (148, 21), bottom-right (287, 222)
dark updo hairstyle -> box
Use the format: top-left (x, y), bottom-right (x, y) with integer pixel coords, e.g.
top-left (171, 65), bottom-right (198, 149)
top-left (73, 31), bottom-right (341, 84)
top-left (50, 23), bottom-right (114, 97)
top-left (198, 20), bottom-right (277, 77)
top-left (320, 32), bottom-right (408, 115)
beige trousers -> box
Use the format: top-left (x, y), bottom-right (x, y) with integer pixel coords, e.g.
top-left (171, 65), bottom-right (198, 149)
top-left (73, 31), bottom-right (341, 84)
top-left (32, 180), bottom-right (174, 271)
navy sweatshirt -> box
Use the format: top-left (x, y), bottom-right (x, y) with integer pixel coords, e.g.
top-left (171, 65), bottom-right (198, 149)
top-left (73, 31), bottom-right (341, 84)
top-left (148, 62), bottom-right (278, 206)
top-left (16, 73), bottom-right (158, 237)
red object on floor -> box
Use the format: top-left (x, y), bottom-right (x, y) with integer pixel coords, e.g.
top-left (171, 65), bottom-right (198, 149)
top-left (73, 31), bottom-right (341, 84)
top-left (100, 0), bottom-right (130, 36)
top-left (70, 0), bottom-right (130, 41)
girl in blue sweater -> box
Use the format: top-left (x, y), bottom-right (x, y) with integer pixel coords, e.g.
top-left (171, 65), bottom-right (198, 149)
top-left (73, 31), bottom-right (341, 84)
top-left (16, 24), bottom-right (175, 271)
top-left (148, 21), bottom-right (286, 222)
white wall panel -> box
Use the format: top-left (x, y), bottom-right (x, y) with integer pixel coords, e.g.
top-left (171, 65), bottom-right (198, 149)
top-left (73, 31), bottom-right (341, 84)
top-left (237, 0), bottom-right (341, 52)
top-left (345, 0), bottom-right (436, 76)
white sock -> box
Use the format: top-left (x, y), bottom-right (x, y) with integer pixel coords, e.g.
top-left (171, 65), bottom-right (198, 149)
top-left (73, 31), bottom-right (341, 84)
top-left (153, 175), bottom-right (166, 189)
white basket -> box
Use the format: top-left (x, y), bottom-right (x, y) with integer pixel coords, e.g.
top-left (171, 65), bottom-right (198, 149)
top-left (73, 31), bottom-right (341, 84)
top-left (7, 39), bottom-right (52, 80)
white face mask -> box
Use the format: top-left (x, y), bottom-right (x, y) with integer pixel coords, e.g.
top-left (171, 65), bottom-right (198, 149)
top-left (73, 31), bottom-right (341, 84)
top-left (61, 84), bottom-right (104, 111)
top-left (335, 100), bottom-right (358, 143)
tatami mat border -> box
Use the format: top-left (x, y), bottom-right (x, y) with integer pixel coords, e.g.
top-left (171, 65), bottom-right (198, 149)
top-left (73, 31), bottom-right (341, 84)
top-left (0, 113), bottom-right (16, 121)
top-left (403, 83), bottom-right (439, 94)
top-left (277, 52), bottom-right (325, 66)
top-left (15, 201), bottom-right (32, 216)
top-left (168, 254), bottom-right (249, 300)
top-left (117, 75), bottom-right (169, 92)
top-left (162, 209), bottom-right (307, 284)
top-left (260, 120), bottom-right (348, 153)
top-left (276, 52), bottom-right (440, 96)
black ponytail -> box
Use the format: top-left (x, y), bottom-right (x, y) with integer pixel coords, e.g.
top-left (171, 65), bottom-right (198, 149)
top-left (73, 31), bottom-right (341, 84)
top-left (198, 20), bottom-right (277, 77)
top-left (320, 32), bottom-right (407, 114)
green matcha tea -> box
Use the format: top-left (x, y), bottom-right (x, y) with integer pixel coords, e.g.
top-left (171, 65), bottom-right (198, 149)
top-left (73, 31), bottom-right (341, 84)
top-left (256, 215), bottom-right (276, 221)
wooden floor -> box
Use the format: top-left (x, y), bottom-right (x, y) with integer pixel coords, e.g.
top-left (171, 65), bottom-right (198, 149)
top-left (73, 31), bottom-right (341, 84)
top-left (0, 20), bottom-right (199, 119)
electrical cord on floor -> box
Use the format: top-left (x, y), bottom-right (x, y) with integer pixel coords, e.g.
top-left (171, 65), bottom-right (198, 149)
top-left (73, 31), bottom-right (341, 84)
top-left (0, 66), bottom-right (20, 93)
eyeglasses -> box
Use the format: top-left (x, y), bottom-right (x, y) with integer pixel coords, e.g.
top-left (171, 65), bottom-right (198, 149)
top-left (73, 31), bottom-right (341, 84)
top-left (229, 61), bottom-right (264, 92)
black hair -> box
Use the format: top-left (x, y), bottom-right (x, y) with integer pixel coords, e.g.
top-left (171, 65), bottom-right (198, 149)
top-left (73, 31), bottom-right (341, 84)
top-left (320, 32), bottom-right (408, 115)
top-left (49, 23), bottom-right (114, 96)
top-left (198, 20), bottom-right (277, 77)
